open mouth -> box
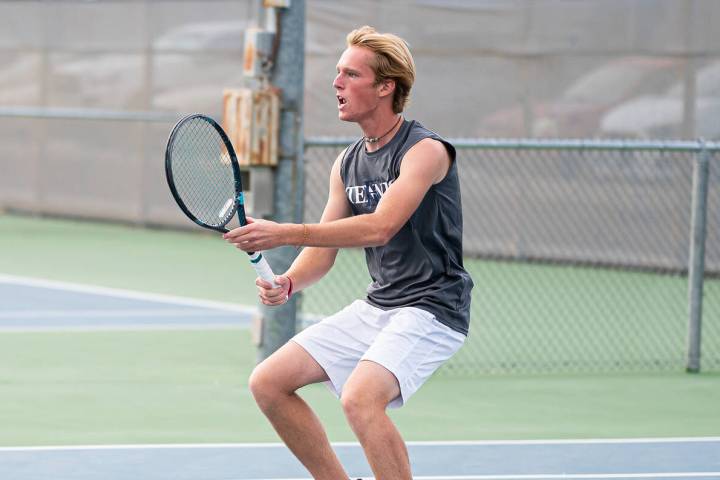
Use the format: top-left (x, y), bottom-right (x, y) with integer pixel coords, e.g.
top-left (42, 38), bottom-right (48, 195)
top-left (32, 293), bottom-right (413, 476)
top-left (337, 95), bottom-right (347, 106)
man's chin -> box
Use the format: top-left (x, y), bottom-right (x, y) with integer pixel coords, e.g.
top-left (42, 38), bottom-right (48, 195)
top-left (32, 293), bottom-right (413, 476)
top-left (338, 112), bottom-right (354, 122)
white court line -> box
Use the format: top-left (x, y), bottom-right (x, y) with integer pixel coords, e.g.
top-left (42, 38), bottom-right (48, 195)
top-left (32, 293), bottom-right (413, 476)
top-left (406, 475), bottom-right (720, 480)
top-left (2, 437), bottom-right (719, 451)
top-left (0, 274), bottom-right (323, 328)
top-left (0, 309), bottom-right (244, 319)
top-left (407, 437), bottom-right (720, 446)
top-left (0, 274), bottom-right (254, 314)
top-left (0, 324), bottom-right (245, 333)
top-left (238, 475), bottom-right (720, 480)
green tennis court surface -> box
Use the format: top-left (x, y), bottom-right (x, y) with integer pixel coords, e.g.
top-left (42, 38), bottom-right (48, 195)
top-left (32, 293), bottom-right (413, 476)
top-left (1, 277), bottom-right (719, 446)
top-left (1, 324), bottom-right (718, 446)
top-left (0, 214), bottom-right (718, 451)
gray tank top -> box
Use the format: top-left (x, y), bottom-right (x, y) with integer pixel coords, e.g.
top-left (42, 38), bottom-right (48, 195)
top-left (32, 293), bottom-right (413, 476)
top-left (339, 119), bottom-right (473, 335)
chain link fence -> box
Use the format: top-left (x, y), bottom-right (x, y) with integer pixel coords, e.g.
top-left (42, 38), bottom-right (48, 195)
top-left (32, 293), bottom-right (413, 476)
top-left (301, 138), bottom-right (720, 375)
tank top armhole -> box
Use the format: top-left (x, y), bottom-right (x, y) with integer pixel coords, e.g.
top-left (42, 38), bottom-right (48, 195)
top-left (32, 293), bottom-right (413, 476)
top-left (439, 138), bottom-right (457, 164)
top-left (339, 139), bottom-right (364, 183)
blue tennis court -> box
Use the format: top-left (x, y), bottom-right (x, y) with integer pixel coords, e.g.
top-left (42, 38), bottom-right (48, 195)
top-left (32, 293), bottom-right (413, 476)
top-left (1, 438), bottom-right (719, 480)
top-left (0, 275), bottom-right (253, 331)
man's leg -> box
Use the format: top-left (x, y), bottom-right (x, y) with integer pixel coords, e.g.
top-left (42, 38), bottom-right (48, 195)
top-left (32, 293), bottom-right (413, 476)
top-left (341, 360), bottom-right (411, 480)
top-left (248, 341), bottom-right (348, 480)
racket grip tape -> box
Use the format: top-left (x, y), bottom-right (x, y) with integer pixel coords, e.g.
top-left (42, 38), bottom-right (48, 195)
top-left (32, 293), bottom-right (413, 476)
top-left (248, 252), bottom-right (279, 288)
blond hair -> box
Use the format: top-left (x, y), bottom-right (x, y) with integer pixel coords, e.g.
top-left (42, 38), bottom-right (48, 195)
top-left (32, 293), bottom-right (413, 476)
top-left (346, 26), bottom-right (415, 113)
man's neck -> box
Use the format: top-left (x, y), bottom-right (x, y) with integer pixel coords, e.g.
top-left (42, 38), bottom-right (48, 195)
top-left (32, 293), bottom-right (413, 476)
top-left (362, 114), bottom-right (403, 152)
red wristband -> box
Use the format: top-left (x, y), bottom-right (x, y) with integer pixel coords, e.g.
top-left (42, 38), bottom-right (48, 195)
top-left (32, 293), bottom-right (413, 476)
top-left (286, 275), bottom-right (294, 299)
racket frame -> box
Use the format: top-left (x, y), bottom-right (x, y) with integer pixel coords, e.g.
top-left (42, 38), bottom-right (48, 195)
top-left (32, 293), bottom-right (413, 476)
top-left (165, 113), bottom-right (278, 287)
top-left (165, 113), bottom-right (247, 233)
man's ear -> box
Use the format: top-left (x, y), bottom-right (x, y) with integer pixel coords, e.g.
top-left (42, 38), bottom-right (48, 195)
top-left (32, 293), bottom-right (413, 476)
top-left (378, 78), bottom-right (396, 98)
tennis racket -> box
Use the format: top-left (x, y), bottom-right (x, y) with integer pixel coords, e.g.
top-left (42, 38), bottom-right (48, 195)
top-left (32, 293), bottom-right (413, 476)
top-left (165, 113), bottom-right (277, 287)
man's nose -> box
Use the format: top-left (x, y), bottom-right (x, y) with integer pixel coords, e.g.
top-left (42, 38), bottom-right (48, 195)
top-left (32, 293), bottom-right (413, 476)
top-left (333, 74), bottom-right (343, 89)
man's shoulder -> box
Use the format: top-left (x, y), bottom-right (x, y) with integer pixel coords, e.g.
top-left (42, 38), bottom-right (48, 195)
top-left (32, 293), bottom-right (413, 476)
top-left (406, 120), bottom-right (446, 142)
top-left (402, 120), bottom-right (456, 162)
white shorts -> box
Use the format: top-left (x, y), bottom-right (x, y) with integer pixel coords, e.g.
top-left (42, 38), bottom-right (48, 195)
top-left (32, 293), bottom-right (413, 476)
top-left (292, 300), bottom-right (466, 408)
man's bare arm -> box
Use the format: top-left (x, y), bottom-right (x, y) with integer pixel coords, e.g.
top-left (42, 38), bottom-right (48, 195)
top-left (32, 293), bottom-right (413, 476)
top-left (224, 138), bottom-right (451, 251)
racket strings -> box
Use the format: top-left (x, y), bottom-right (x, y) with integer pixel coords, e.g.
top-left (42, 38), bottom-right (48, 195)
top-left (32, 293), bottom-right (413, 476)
top-left (178, 126), bottom-right (229, 215)
top-left (169, 118), bottom-right (237, 227)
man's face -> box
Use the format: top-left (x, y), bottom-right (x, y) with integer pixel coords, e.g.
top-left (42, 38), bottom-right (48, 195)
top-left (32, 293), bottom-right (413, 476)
top-left (333, 46), bottom-right (383, 122)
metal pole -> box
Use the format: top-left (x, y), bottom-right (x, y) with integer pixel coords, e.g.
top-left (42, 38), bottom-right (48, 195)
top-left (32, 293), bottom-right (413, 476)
top-left (256, 1), bottom-right (305, 362)
top-left (686, 141), bottom-right (710, 373)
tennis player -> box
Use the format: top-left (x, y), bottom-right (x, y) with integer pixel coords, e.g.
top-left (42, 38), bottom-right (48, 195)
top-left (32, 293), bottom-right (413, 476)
top-left (224, 25), bottom-right (473, 480)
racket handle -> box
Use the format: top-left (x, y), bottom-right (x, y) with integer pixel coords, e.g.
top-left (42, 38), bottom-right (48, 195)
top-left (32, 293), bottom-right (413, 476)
top-left (248, 252), bottom-right (279, 288)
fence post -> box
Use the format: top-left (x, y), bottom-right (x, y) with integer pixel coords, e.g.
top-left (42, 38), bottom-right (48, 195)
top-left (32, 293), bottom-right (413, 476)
top-left (255, 1), bottom-right (305, 363)
top-left (686, 141), bottom-right (710, 373)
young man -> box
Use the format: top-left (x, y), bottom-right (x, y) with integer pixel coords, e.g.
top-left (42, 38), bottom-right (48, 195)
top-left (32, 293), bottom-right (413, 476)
top-left (223, 25), bottom-right (473, 480)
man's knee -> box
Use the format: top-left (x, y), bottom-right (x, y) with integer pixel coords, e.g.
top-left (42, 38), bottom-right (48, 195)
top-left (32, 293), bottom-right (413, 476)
top-left (341, 361), bottom-right (399, 428)
top-left (248, 362), bottom-right (287, 411)
top-left (249, 342), bottom-right (330, 412)
top-left (341, 388), bottom-right (383, 428)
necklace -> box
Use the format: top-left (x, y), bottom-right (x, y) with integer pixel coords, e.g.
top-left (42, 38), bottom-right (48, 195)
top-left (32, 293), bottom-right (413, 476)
top-left (363, 115), bottom-right (403, 144)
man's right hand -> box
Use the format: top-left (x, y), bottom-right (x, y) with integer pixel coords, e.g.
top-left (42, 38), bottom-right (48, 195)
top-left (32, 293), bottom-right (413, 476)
top-left (256, 275), bottom-right (292, 306)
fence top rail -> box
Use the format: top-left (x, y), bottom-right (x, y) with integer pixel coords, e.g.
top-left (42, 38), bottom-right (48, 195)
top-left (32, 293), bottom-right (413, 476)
top-left (306, 136), bottom-right (720, 152)
top-left (0, 106), bottom-right (181, 123)
top-left (2, 107), bottom-right (719, 152)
